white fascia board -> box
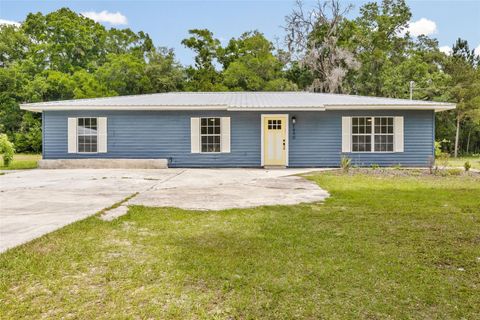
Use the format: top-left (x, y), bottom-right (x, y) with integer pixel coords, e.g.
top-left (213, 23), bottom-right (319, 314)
top-left (19, 105), bottom-right (229, 112)
top-left (20, 103), bottom-right (455, 113)
top-left (227, 107), bottom-right (326, 111)
top-left (324, 104), bottom-right (456, 112)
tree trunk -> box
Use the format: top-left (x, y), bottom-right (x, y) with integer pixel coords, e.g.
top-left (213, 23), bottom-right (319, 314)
top-left (466, 127), bottom-right (472, 155)
top-left (454, 116), bottom-right (461, 158)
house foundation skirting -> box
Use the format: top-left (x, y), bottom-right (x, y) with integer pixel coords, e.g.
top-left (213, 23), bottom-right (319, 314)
top-left (38, 159), bottom-right (168, 169)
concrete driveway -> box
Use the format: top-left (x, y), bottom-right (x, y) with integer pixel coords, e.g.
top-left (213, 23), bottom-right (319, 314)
top-left (0, 168), bottom-right (328, 252)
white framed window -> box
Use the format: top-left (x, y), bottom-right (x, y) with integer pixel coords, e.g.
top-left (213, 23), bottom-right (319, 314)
top-left (352, 116), bottom-right (394, 152)
top-left (77, 117), bottom-right (98, 153)
top-left (200, 117), bottom-right (221, 152)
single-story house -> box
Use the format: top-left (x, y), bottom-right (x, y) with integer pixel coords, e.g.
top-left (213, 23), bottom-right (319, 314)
top-left (20, 92), bottom-right (455, 168)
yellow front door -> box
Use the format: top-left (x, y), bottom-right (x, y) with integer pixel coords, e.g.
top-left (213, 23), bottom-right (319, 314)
top-left (263, 116), bottom-right (287, 166)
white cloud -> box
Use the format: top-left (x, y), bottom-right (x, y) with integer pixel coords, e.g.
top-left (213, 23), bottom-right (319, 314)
top-left (81, 10), bottom-right (127, 25)
top-left (0, 19), bottom-right (20, 27)
top-left (475, 45), bottom-right (480, 56)
top-left (439, 45), bottom-right (452, 55)
top-left (406, 18), bottom-right (438, 37)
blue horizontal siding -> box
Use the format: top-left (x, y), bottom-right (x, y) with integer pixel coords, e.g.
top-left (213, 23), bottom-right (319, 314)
top-left (43, 110), bottom-right (434, 167)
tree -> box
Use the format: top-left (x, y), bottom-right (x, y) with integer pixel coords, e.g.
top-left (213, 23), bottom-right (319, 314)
top-left (380, 36), bottom-right (449, 99)
top-left (0, 24), bottom-right (30, 67)
top-left (145, 48), bottom-right (185, 92)
top-left (347, 0), bottom-right (411, 96)
top-left (221, 31), bottom-right (295, 91)
top-left (71, 70), bottom-right (117, 99)
top-left (95, 54), bottom-right (152, 95)
top-left (284, 0), bottom-right (359, 92)
top-left (14, 113), bottom-right (42, 153)
top-left (181, 29), bottom-right (224, 91)
top-left (444, 39), bottom-right (480, 157)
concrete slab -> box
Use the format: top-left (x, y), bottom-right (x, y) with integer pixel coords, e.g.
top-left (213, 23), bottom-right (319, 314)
top-left (0, 168), bottom-right (328, 252)
top-left (128, 169), bottom-right (329, 210)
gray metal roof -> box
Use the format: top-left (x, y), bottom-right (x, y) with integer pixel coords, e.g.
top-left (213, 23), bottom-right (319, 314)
top-left (20, 92), bottom-right (455, 112)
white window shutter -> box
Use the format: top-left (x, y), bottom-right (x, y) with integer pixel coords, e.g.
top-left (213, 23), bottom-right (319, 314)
top-left (67, 118), bottom-right (77, 153)
top-left (341, 117), bottom-right (352, 153)
top-left (394, 116), bottom-right (404, 152)
top-left (191, 117), bottom-right (200, 153)
top-left (97, 117), bottom-right (108, 153)
top-left (220, 117), bottom-right (231, 153)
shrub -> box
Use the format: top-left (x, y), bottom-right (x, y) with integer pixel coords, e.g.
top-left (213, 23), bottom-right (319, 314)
top-left (0, 134), bottom-right (15, 166)
top-left (434, 141), bottom-right (442, 158)
top-left (371, 163), bottom-right (380, 169)
top-left (14, 113), bottom-right (42, 153)
top-left (393, 163), bottom-right (402, 170)
top-left (447, 168), bottom-right (462, 176)
top-left (340, 156), bottom-right (351, 173)
top-left (436, 152), bottom-right (450, 170)
top-left (435, 139), bottom-right (450, 158)
top-left (464, 161), bottom-right (471, 172)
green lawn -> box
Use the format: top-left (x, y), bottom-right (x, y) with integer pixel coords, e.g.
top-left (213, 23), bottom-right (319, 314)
top-left (1, 171), bottom-right (479, 319)
top-left (446, 156), bottom-right (480, 170)
top-left (0, 153), bottom-right (40, 170)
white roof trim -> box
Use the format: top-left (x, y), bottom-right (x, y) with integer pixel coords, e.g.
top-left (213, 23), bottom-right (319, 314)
top-left (228, 107), bottom-right (326, 111)
top-left (19, 91), bottom-right (456, 113)
top-left (21, 104), bottom-right (454, 113)
top-left (21, 105), bottom-right (229, 112)
top-left (324, 105), bottom-right (455, 112)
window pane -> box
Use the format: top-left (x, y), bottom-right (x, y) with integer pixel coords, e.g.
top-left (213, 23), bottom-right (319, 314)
top-left (91, 140), bottom-right (97, 152)
top-left (365, 136), bottom-right (371, 151)
top-left (365, 119), bottom-right (372, 133)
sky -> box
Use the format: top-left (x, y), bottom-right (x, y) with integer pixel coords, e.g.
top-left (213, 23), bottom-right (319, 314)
top-left (1, 0), bottom-right (479, 65)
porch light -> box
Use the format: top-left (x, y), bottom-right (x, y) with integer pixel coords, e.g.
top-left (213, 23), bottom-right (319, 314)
top-left (292, 116), bottom-right (297, 140)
